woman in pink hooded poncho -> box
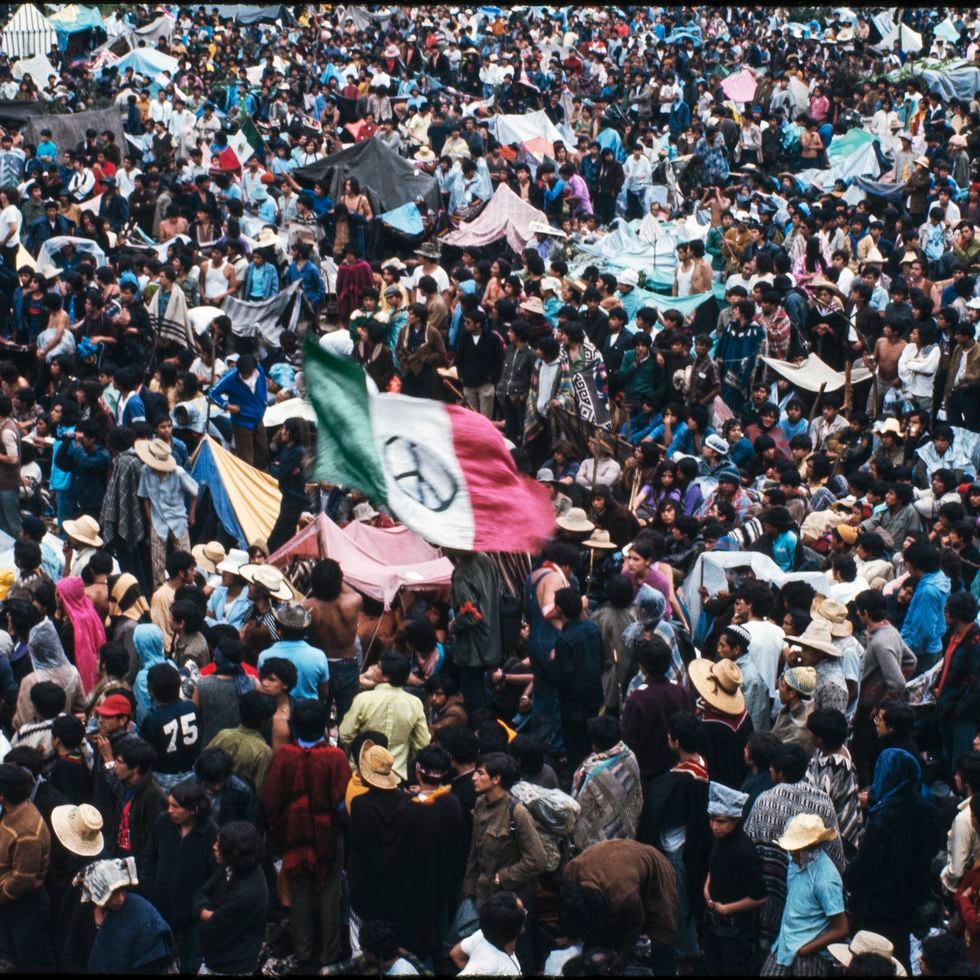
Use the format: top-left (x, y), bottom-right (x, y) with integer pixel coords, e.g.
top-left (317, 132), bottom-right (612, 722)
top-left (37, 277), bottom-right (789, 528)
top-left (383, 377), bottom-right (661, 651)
top-left (56, 577), bottom-right (107, 693)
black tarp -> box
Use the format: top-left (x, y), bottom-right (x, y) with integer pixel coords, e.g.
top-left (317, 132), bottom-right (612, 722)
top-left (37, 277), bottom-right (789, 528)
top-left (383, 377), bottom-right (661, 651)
top-left (24, 106), bottom-right (124, 159)
top-left (198, 5), bottom-right (296, 25)
top-left (292, 139), bottom-right (441, 216)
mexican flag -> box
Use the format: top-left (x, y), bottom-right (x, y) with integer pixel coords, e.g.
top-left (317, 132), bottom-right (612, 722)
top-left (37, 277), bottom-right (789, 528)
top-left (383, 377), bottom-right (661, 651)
top-left (303, 337), bottom-right (555, 552)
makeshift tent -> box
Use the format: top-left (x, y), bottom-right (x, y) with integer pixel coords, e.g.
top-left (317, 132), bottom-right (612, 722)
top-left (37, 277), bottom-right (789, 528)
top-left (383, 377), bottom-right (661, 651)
top-left (332, 6), bottom-right (395, 32)
top-left (221, 279), bottom-right (303, 347)
top-left (1, 5), bottom-right (57, 59)
top-left (268, 513), bottom-right (453, 608)
top-left (760, 354), bottom-right (872, 393)
top-left (111, 47), bottom-right (179, 82)
top-left (493, 109), bottom-right (564, 148)
top-left (191, 436), bottom-right (280, 549)
top-left (208, 4), bottom-right (297, 25)
top-left (796, 140), bottom-right (882, 189)
top-left (443, 184), bottom-right (547, 254)
top-left (11, 51), bottom-right (58, 83)
top-left (910, 61), bottom-right (980, 103)
top-left (25, 106), bottom-right (124, 161)
top-left (46, 4), bottom-right (103, 48)
top-left (293, 138), bottom-right (440, 216)
top-left (127, 13), bottom-right (174, 45)
top-left (263, 398), bottom-right (316, 428)
top-left (37, 236), bottom-right (106, 271)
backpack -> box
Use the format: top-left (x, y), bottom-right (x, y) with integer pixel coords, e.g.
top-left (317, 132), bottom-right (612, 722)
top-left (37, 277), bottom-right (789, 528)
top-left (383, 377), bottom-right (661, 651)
top-left (510, 782), bottom-right (581, 873)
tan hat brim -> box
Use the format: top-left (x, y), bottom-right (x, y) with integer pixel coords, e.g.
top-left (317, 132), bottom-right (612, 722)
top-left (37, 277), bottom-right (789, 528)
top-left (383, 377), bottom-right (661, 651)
top-left (63, 520), bottom-right (103, 548)
top-left (51, 807), bottom-right (105, 857)
top-left (688, 658), bottom-right (746, 714)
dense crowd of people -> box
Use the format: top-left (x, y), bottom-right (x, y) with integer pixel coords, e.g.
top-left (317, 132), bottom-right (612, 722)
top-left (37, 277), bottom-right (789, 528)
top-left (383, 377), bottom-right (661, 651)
top-left (0, 2), bottom-right (976, 977)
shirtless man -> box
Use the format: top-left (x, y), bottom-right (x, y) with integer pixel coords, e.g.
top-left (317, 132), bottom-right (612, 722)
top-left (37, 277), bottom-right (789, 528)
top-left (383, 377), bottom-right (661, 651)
top-left (304, 558), bottom-right (362, 726)
top-left (868, 321), bottom-right (907, 414)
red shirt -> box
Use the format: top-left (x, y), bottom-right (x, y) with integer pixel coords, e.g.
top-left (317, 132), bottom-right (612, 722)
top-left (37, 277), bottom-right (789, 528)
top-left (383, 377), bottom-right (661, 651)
top-left (199, 662), bottom-right (259, 678)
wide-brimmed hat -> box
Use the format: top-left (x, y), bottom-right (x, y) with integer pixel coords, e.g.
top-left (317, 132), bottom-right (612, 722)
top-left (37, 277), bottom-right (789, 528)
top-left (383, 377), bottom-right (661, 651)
top-left (353, 502), bottom-right (379, 522)
top-left (216, 548), bottom-right (249, 576)
top-left (52, 804), bottom-right (105, 857)
top-left (253, 227), bottom-right (280, 248)
top-left (540, 275), bottom-right (562, 295)
top-left (782, 665), bottom-right (818, 695)
top-left (556, 507), bottom-right (595, 534)
top-left (413, 146), bottom-right (436, 162)
top-left (863, 246), bottom-right (885, 263)
top-left (897, 130), bottom-right (913, 142)
top-left (704, 433), bottom-right (730, 456)
top-left (689, 658), bottom-right (745, 715)
top-left (519, 296), bottom-right (545, 316)
top-left (192, 541), bottom-right (226, 574)
top-left (810, 596), bottom-right (853, 637)
top-left (238, 563), bottom-right (293, 600)
top-left (415, 241), bottom-right (441, 259)
top-left (810, 276), bottom-right (846, 302)
top-left (898, 250), bottom-right (920, 265)
top-left (359, 740), bottom-right (400, 789)
top-left (527, 220), bottom-right (566, 238)
top-left (273, 602), bottom-right (312, 630)
top-left (828, 932), bottom-right (907, 976)
top-left (63, 515), bottom-right (103, 549)
top-left (583, 528), bottom-right (618, 551)
top-left (789, 619), bottom-right (842, 659)
top-left (914, 155), bottom-right (931, 168)
top-left (135, 439), bottom-right (177, 473)
top-left (775, 812), bottom-right (838, 852)
top-left (874, 417), bottom-right (904, 439)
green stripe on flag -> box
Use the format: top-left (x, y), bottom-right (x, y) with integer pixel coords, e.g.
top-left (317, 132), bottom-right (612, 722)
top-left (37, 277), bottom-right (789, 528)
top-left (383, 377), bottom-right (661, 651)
top-left (302, 336), bottom-right (388, 502)
top-left (240, 115), bottom-right (264, 153)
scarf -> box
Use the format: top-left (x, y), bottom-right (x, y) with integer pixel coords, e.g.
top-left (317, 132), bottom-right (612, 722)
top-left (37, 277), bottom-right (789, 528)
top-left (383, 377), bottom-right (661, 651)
top-left (87, 892), bottom-right (174, 974)
top-left (869, 747), bottom-right (921, 813)
top-left (132, 624), bottom-right (167, 722)
top-left (108, 574), bottom-right (150, 622)
top-left (56, 577), bottom-right (106, 692)
top-left (214, 643), bottom-right (252, 696)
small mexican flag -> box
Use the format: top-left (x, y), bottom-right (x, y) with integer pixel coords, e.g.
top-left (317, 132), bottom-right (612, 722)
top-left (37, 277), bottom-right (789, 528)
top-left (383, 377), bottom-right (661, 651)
top-left (303, 337), bottom-right (555, 552)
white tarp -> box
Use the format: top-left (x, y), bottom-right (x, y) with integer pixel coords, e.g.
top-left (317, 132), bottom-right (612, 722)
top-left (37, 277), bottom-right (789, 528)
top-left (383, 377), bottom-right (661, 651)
top-left (682, 551), bottom-right (828, 652)
top-left (761, 354), bottom-right (872, 393)
top-left (37, 236), bottom-right (106, 271)
top-left (795, 143), bottom-right (882, 191)
top-left (493, 109), bottom-right (565, 148)
top-left (11, 52), bottom-right (58, 84)
top-left (111, 47), bottom-right (179, 82)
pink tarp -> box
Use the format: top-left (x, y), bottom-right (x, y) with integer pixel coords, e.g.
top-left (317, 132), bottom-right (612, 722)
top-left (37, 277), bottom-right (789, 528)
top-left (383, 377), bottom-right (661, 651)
top-left (721, 69), bottom-right (758, 103)
top-left (443, 183), bottom-right (548, 253)
top-left (268, 514), bottom-right (453, 607)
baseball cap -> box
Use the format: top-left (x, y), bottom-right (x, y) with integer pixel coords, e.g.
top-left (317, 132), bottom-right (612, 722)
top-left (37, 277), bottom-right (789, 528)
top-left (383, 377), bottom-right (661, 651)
top-left (95, 694), bottom-right (133, 717)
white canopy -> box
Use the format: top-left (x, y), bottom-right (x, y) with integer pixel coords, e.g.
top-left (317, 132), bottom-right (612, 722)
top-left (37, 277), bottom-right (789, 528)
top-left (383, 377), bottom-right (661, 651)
top-left (0, 4), bottom-right (57, 59)
top-left (11, 51), bottom-right (58, 84)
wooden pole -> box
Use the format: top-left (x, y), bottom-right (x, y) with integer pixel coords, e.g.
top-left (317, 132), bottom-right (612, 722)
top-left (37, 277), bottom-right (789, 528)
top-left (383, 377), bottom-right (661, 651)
top-left (843, 360), bottom-right (853, 413)
top-left (810, 382), bottom-right (827, 422)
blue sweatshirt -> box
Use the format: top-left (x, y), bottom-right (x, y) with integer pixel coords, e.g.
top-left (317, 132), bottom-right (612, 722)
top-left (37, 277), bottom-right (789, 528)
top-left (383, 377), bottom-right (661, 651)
top-left (209, 366), bottom-right (268, 431)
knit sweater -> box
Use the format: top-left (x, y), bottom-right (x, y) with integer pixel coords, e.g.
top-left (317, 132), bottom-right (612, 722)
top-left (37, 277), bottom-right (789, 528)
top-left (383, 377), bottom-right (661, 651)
top-left (0, 802), bottom-right (50, 903)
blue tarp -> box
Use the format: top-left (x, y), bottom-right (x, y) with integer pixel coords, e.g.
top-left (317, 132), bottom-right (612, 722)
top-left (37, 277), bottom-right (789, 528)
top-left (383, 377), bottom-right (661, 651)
top-left (191, 438), bottom-right (247, 547)
top-left (379, 202), bottom-right (423, 236)
top-left (111, 48), bottom-right (179, 81)
top-left (851, 177), bottom-right (907, 201)
top-left (47, 5), bottom-right (104, 49)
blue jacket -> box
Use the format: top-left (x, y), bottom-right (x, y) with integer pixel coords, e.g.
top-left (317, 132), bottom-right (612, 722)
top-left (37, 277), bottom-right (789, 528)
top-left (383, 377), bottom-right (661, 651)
top-left (285, 260), bottom-right (325, 307)
top-left (209, 366), bottom-right (268, 431)
top-left (901, 570), bottom-right (951, 660)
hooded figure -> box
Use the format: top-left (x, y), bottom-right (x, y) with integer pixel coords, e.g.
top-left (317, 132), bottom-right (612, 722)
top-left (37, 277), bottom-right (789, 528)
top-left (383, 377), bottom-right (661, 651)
top-left (132, 623), bottom-right (167, 724)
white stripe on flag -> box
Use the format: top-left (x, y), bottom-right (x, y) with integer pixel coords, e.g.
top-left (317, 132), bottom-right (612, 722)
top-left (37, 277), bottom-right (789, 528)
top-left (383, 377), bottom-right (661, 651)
top-left (368, 394), bottom-right (476, 550)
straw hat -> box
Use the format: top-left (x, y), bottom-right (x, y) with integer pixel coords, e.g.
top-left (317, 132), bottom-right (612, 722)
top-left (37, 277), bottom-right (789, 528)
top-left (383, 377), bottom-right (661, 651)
top-left (238, 563), bottom-right (293, 600)
top-left (519, 296), bottom-right (545, 316)
top-left (52, 804), bottom-right (105, 858)
top-left (359, 740), bottom-right (400, 789)
top-left (135, 439), bottom-right (177, 473)
top-left (898, 250), bottom-right (920, 265)
top-left (863, 246), bottom-right (885, 263)
top-left (829, 932), bottom-right (907, 976)
top-left (414, 146), bottom-right (436, 162)
top-left (415, 241), bottom-right (441, 259)
top-left (216, 548), bottom-right (249, 576)
top-left (689, 658), bottom-right (745, 715)
top-left (835, 523), bottom-right (858, 545)
top-left (782, 665), bottom-right (818, 696)
top-left (556, 507), bottom-right (595, 534)
top-left (775, 812), bottom-right (838, 851)
top-left (273, 602), bottom-right (312, 630)
top-left (810, 596), bottom-right (853, 637)
top-left (810, 276), bottom-right (846, 302)
top-left (540, 275), bottom-right (562, 295)
top-left (253, 227), bottom-right (280, 248)
top-left (63, 514), bottom-right (103, 549)
top-left (914, 155), bottom-right (931, 168)
top-left (192, 541), bottom-right (227, 574)
top-left (583, 528), bottom-right (618, 551)
top-left (790, 618), bottom-right (843, 659)
top-left (874, 417), bottom-right (904, 439)
top-left (353, 502), bottom-right (379, 522)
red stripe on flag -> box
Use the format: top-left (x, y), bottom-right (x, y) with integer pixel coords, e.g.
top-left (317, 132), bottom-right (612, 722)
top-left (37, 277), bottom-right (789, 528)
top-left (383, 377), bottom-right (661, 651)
top-left (445, 407), bottom-right (556, 553)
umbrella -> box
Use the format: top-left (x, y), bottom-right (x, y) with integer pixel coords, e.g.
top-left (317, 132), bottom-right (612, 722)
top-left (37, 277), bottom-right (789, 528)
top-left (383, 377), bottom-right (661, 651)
top-left (721, 69), bottom-right (757, 103)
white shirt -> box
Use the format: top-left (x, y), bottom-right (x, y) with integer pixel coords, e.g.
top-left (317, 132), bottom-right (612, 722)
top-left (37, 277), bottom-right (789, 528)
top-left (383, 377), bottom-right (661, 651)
top-left (897, 343), bottom-right (941, 398)
top-left (0, 204), bottom-right (21, 246)
top-left (150, 99), bottom-right (173, 125)
top-left (409, 263), bottom-right (450, 295)
top-left (624, 153), bottom-right (652, 193)
top-left (459, 931), bottom-right (522, 977)
top-left (743, 619), bottom-right (786, 697)
top-left (67, 168), bottom-right (95, 200)
top-left (116, 166), bottom-right (142, 199)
